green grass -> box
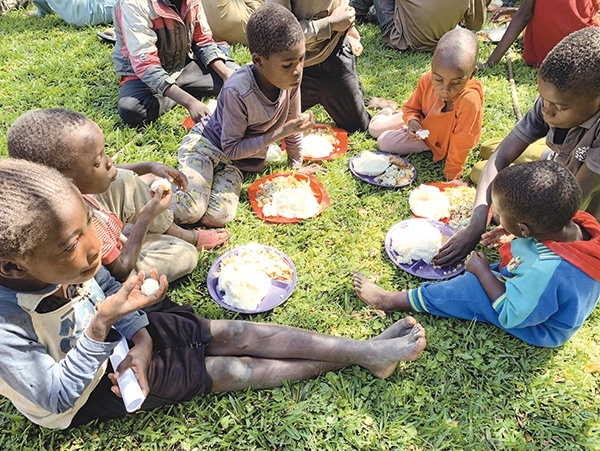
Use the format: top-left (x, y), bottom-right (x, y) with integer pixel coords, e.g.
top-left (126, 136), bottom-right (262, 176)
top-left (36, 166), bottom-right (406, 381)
top-left (0, 8), bottom-right (599, 451)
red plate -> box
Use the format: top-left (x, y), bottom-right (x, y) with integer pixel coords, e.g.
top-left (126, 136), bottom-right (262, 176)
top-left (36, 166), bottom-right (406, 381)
top-left (247, 172), bottom-right (330, 224)
top-left (411, 182), bottom-right (493, 226)
top-left (282, 124), bottom-right (348, 162)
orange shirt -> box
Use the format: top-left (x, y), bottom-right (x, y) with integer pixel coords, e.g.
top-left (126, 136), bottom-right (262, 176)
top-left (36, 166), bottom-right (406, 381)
top-left (402, 72), bottom-right (484, 179)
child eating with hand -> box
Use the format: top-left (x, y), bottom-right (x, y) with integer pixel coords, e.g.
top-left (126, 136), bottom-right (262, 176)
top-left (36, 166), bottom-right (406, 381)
top-left (0, 159), bottom-right (426, 429)
top-left (354, 160), bottom-right (600, 348)
top-left (7, 109), bottom-right (229, 283)
top-left (170, 3), bottom-right (322, 226)
top-left (367, 28), bottom-right (483, 181)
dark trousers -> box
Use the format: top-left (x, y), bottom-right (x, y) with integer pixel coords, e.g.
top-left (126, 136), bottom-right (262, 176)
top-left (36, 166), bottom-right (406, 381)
top-left (301, 37), bottom-right (371, 133)
top-left (117, 58), bottom-right (238, 126)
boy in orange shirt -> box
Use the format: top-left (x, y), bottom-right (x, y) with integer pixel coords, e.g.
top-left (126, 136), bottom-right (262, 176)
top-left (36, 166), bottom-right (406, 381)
top-left (367, 28), bottom-right (483, 180)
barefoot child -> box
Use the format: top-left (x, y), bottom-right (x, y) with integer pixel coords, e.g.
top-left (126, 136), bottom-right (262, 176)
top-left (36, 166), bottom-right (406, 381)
top-left (170, 3), bottom-right (321, 226)
top-left (438, 28), bottom-right (600, 267)
top-left (367, 28), bottom-right (483, 181)
top-left (7, 109), bottom-right (230, 283)
top-left (0, 159), bottom-right (426, 429)
top-left (354, 161), bottom-right (600, 348)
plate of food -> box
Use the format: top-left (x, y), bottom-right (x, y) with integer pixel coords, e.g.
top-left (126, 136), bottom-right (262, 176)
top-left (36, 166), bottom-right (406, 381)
top-left (301, 124), bottom-right (348, 161)
top-left (385, 218), bottom-right (465, 280)
top-left (409, 183), bottom-right (476, 230)
top-left (247, 172), bottom-right (330, 223)
top-left (207, 243), bottom-right (297, 314)
top-left (349, 151), bottom-right (417, 188)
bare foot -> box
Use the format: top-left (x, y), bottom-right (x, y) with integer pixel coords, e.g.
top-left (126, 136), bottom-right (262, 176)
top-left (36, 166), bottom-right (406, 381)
top-left (196, 228), bottom-right (230, 251)
top-left (372, 317), bottom-right (418, 340)
top-left (364, 325), bottom-right (427, 378)
top-left (353, 271), bottom-right (405, 311)
top-left (365, 97), bottom-right (398, 111)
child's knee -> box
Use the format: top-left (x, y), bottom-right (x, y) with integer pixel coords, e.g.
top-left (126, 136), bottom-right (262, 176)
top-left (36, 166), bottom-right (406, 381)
top-left (118, 97), bottom-right (151, 127)
top-left (171, 191), bottom-right (208, 225)
top-left (202, 208), bottom-right (237, 228)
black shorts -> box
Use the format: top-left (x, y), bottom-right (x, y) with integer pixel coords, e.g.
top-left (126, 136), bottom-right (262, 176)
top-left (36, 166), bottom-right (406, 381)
top-left (70, 303), bottom-right (213, 427)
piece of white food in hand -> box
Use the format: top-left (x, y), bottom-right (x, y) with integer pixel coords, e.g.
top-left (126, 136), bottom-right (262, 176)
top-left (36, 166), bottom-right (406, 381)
top-left (150, 178), bottom-right (171, 193)
top-left (416, 129), bottom-right (430, 139)
top-left (141, 278), bottom-right (160, 296)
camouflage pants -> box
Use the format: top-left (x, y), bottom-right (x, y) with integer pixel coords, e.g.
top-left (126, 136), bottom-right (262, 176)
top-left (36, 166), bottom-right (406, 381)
top-left (171, 131), bottom-right (243, 227)
top-left (94, 169), bottom-right (198, 282)
top-left (1, 0), bottom-right (29, 14)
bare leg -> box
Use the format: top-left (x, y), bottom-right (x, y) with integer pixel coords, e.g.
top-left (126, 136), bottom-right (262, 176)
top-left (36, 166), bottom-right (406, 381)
top-left (353, 270), bottom-right (410, 311)
top-left (207, 357), bottom-right (345, 392)
top-left (206, 319), bottom-right (426, 379)
top-left (366, 97), bottom-right (398, 111)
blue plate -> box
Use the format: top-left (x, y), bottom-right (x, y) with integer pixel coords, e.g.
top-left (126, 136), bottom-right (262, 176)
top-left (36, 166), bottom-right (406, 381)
top-left (349, 152), bottom-right (417, 188)
top-left (207, 245), bottom-right (297, 314)
top-left (385, 219), bottom-right (465, 280)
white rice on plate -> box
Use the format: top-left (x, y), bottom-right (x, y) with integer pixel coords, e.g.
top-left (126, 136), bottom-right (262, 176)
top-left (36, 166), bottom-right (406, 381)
top-left (256, 176), bottom-right (320, 219)
top-left (408, 184), bottom-right (451, 219)
top-left (352, 151), bottom-right (390, 176)
top-left (390, 220), bottom-right (443, 264)
top-left (302, 134), bottom-right (335, 158)
top-left (217, 243), bottom-right (293, 310)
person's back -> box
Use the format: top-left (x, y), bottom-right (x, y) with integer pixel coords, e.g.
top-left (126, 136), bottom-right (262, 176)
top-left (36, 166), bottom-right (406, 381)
top-left (354, 160), bottom-right (600, 347)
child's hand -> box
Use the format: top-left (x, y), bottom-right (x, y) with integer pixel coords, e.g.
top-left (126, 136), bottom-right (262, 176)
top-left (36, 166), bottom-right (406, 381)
top-left (186, 99), bottom-right (212, 123)
top-left (481, 225), bottom-right (515, 248)
top-left (298, 163), bottom-right (326, 175)
top-left (406, 120), bottom-right (423, 141)
top-left (140, 186), bottom-right (172, 219)
top-left (282, 110), bottom-right (315, 138)
top-left (329, 5), bottom-right (356, 32)
top-left (148, 163), bottom-right (188, 191)
top-left (108, 328), bottom-right (153, 398)
top-left (96, 270), bottom-right (168, 326)
top-left (465, 251), bottom-right (490, 276)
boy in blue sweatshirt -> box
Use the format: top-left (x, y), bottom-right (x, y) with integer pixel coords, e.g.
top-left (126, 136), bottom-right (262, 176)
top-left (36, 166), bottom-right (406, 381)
top-left (354, 160), bottom-right (600, 347)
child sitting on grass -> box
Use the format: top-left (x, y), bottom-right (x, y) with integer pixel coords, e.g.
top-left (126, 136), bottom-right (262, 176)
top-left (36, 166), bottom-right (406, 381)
top-left (354, 160), bottom-right (600, 348)
top-left (7, 109), bottom-right (230, 283)
top-left (438, 27), bottom-right (600, 267)
top-left (170, 3), bottom-right (320, 226)
top-left (367, 28), bottom-right (483, 181)
top-left (0, 158), bottom-right (426, 429)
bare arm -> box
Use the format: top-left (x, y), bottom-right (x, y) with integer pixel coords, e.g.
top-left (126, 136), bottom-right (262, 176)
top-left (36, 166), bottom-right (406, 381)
top-left (485, 0), bottom-right (535, 68)
top-left (576, 163), bottom-right (600, 213)
top-left (433, 132), bottom-right (530, 266)
top-left (465, 252), bottom-right (506, 301)
top-left (106, 188), bottom-right (171, 281)
top-left (164, 84), bottom-right (211, 124)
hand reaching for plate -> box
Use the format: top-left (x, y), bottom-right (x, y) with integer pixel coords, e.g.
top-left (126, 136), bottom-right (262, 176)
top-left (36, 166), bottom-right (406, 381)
top-left (480, 225), bottom-right (515, 248)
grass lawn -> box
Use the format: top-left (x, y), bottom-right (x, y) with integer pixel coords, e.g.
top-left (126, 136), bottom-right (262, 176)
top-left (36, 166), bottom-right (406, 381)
top-left (0, 7), bottom-right (598, 451)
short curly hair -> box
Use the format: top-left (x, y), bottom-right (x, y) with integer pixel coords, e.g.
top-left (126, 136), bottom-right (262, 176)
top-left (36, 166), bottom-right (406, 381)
top-left (7, 109), bottom-right (90, 172)
top-left (492, 160), bottom-right (581, 233)
top-left (0, 159), bottom-right (82, 262)
top-left (539, 27), bottom-right (600, 98)
top-left (246, 3), bottom-right (304, 58)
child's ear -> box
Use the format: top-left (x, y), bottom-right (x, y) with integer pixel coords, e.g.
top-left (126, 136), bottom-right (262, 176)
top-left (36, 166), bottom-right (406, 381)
top-left (518, 222), bottom-right (532, 238)
top-left (0, 261), bottom-right (29, 279)
top-left (252, 52), bottom-right (263, 67)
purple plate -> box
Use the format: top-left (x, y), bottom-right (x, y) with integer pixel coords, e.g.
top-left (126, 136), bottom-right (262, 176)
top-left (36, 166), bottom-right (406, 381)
top-left (385, 219), bottom-right (465, 280)
top-left (349, 152), bottom-right (417, 188)
top-left (207, 245), bottom-right (297, 314)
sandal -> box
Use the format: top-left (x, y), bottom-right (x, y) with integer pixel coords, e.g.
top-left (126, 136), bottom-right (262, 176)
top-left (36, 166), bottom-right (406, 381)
top-left (196, 228), bottom-right (230, 251)
top-left (97, 28), bottom-right (116, 44)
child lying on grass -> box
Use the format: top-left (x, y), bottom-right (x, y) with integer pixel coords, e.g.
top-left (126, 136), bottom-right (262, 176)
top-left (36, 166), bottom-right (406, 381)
top-left (367, 28), bottom-right (483, 181)
top-left (354, 160), bottom-right (600, 348)
top-left (7, 109), bottom-right (229, 283)
top-left (0, 158), bottom-right (426, 429)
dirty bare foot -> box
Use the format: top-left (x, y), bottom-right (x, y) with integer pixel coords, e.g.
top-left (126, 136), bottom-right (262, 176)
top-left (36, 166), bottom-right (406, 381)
top-left (363, 325), bottom-right (427, 378)
top-left (372, 317), bottom-right (418, 340)
top-left (353, 271), bottom-right (407, 311)
top-left (365, 97), bottom-right (398, 111)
